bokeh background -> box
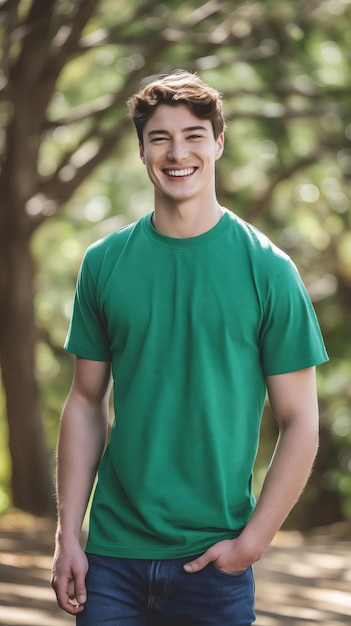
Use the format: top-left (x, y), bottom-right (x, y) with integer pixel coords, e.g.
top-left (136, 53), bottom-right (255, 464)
top-left (0, 0), bottom-right (350, 531)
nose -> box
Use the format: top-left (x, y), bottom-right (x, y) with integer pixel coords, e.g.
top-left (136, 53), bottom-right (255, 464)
top-left (167, 140), bottom-right (188, 162)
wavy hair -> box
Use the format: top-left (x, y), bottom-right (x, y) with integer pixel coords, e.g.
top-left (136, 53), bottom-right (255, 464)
top-left (127, 70), bottom-right (225, 144)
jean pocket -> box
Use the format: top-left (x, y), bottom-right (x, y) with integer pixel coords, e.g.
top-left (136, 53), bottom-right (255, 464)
top-left (209, 562), bottom-right (249, 577)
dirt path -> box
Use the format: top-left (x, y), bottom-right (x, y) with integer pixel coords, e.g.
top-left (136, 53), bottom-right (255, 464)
top-left (0, 512), bottom-right (350, 625)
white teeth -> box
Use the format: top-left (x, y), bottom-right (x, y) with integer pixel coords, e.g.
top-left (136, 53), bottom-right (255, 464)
top-left (166, 169), bottom-right (194, 177)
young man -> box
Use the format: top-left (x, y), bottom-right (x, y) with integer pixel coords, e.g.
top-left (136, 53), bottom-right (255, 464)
top-left (51, 70), bottom-right (328, 625)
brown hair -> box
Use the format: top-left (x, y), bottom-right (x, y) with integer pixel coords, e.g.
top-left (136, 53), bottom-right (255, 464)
top-left (127, 70), bottom-right (225, 144)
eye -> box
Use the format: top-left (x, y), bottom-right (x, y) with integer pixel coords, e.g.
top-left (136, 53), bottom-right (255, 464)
top-left (187, 134), bottom-right (202, 140)
top-left (150, 136), bottom-right (168, 144)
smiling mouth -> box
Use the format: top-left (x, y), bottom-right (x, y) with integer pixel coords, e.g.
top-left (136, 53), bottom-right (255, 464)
top-left (164, 168), bottom-right (196, 178)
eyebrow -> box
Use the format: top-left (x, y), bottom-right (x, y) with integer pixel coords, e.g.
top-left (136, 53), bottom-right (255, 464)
top-left (147, 125), bottom-right (209, 137)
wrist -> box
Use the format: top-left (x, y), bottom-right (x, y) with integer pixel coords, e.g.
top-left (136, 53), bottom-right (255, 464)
top-left (55, 521), bottom-right (82, 545)
top-left (235, 529), bottom-right (267, 563)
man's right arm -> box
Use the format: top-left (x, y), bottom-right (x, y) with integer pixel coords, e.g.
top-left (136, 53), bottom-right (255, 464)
top-left (51, 356), bottom-right (111, 615)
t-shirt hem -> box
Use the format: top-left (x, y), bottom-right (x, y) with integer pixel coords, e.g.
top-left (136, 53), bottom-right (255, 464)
top-left (64, 341), bottom-right (111, 362)
top-left (264, 353), bottom-right (328, 377)
top-left (84, 532), bottom-right (240, 560)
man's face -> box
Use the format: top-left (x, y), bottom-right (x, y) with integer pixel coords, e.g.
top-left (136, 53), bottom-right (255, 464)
top-left (139, 104), bottom-right (224, 206)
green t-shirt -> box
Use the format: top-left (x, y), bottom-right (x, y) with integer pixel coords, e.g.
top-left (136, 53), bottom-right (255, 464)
top-left (65, 209), bottom-right (328, 558)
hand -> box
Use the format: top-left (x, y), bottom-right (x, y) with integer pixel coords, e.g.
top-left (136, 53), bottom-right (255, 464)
top-left (183, 537), bottom-right (257, 574)
top-left (51, 539), bottom-right (89, 615)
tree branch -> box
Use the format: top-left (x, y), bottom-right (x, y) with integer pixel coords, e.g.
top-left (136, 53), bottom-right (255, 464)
top-left (225, 105), bottom-right (350, 122)
top-left (43, 93), bottom-right (118, 130)
top-left (0, 0), bottom-right (21, 84)
top-left (223, 85), bottom-right (351, 101)
top-left (15, 0), bottom-right (56, 80)
top-left (246, 143), bottom-right (337, 221)
top-left (48, 0), bottom-right (101, 72)
top-left (78, 0), bottom-right (167, 50)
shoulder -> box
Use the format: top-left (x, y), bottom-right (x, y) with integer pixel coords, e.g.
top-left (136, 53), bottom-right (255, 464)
top-left (225, 210), bottom-right (294, 279)
top-left (226, 210), bottom-right (287, 260)
top-left (85, 220), bottom-right (138, 262)
top-left (81, 215), bottom-right (149, 272)
top-left (222, 211), bottom-right (308, 305)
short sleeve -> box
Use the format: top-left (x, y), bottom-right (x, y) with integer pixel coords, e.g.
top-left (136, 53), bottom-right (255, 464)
top-left (64, 251), bottom-right (111, 361)
top-left (260, 258), bottom-right (328, 375)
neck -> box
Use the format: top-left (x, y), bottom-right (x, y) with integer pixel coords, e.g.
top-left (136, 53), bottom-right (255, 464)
top-left (152, 198), bottom-right (224, 238)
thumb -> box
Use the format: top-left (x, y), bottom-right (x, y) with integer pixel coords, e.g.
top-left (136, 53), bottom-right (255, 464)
top-left (183, 550), bottom-right (213, 574)
top-left (73, 573), bottom-right (87, 605)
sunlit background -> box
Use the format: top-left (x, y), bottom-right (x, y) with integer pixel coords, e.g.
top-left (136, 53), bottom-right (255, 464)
top-left (0, 0), bottom-right (350, 530)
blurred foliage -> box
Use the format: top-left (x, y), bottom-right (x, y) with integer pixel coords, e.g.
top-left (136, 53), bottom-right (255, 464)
top-left (0, 0), bottom-right (350, 526)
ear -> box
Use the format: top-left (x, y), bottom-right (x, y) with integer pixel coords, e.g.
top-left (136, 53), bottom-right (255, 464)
top-left (139, 141), bottom-right (145, 164)
top-left (215, 133), bottom-right (224, 161)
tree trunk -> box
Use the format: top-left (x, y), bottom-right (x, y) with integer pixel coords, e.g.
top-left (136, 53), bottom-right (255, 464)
top-left (0, 214), bottom-right (55, 516)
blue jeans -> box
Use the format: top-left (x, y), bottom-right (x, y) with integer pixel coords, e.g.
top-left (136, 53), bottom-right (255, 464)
top-left (76, 553), bottom-right (256, 625)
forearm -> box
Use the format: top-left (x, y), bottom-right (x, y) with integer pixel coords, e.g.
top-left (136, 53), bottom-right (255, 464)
top-left (52, 358), bottom-right (110, 613)
top-left (55, 391), bottom-right (108, 541)
top-left (184, 418), bottom-right (319, 575)
top-left (241, 418), bottom-right (318, 559)
top-left (184, 368), bottom-right (321, 574)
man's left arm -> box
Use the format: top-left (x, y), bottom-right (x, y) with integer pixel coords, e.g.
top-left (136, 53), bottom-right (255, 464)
top-left (184, 367), bottom-right (319, 573)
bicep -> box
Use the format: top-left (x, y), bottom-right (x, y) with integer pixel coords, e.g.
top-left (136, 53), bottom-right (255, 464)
top-left (71, 357), bottom-right (111, 405)
top-left (266, 367), bottom-right (319, 430)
